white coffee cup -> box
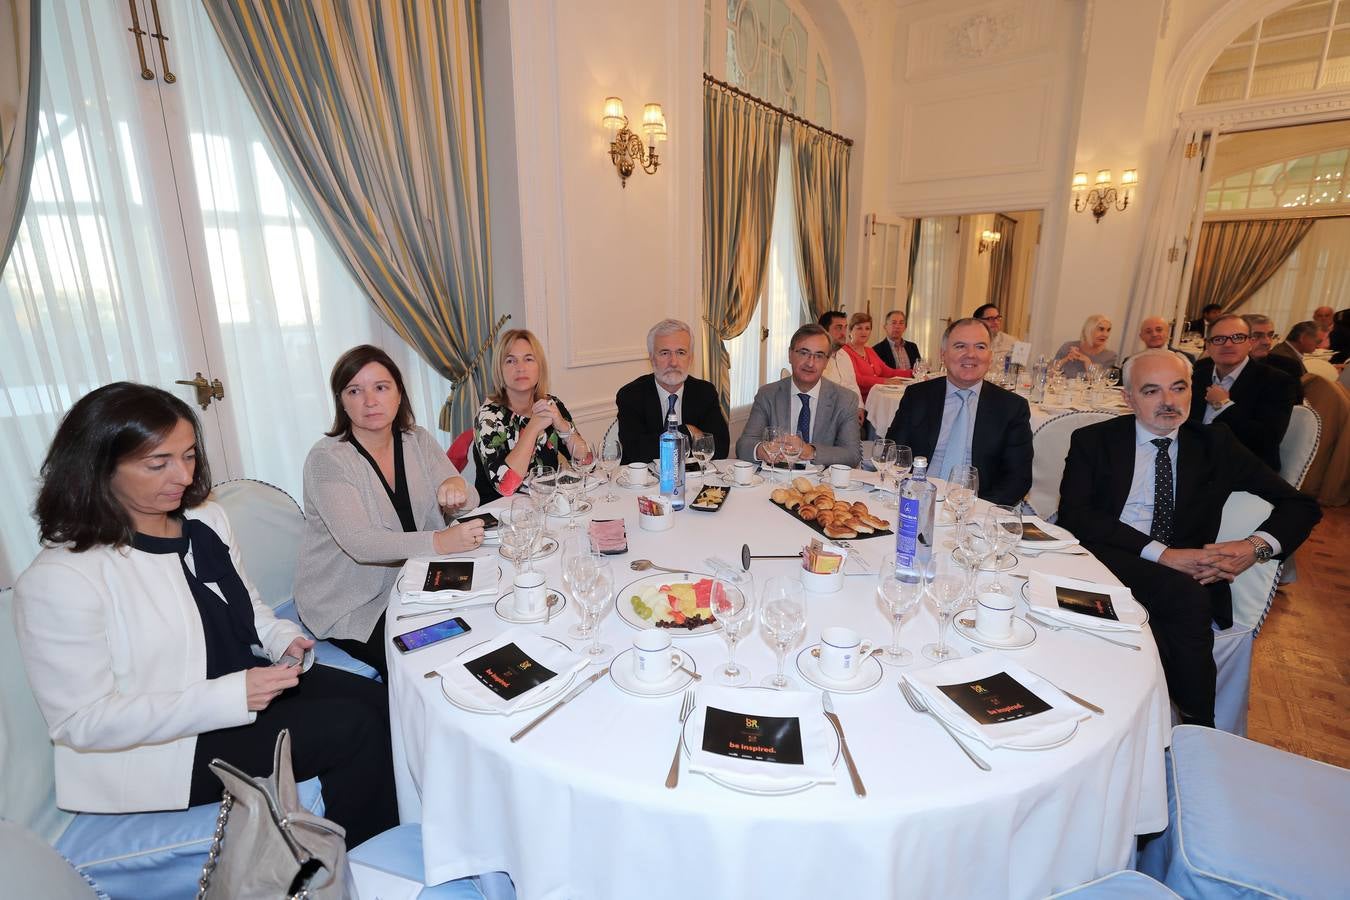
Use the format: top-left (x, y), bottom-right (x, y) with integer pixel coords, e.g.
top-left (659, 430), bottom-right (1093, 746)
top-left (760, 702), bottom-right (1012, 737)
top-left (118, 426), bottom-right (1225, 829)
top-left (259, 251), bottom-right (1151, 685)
top-left (828, 464), bottom-right (851, 488)
top-left (625, 462), bottom-right (652, 485)
top-left (512, 571), bottom-right (548, 616)
top-left (812, 626), bottom-right (874, 680)
top-left (732, 460), bottom-right (756, 485)
top-left (633, 629), bottom-right (683, 683)
top-left (975, 590), bottom-right (1016, 640)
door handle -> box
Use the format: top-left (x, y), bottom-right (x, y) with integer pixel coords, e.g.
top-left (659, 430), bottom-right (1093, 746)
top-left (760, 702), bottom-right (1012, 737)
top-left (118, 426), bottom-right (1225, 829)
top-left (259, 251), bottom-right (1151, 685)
top-left (760, 326), bottom-right (769, 342)
top-left (175, 373), bottom-right (224, 410)
top-left (126, 0), bottom-right (155, 80)
top-left (146, 0), bottom-right (177, 84)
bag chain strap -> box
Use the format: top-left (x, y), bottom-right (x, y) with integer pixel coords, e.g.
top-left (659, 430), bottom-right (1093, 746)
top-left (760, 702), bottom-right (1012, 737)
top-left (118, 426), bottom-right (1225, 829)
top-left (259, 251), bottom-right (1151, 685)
top-left (195, 790), bottom-right (234, 900)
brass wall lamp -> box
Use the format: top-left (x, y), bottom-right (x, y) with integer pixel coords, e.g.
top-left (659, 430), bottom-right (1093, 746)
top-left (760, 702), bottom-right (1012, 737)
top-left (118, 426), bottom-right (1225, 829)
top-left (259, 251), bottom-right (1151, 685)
top-left (1072, 168), bottom-right (1138, 223)
top-left (602, 97), bottom-right (666, 187)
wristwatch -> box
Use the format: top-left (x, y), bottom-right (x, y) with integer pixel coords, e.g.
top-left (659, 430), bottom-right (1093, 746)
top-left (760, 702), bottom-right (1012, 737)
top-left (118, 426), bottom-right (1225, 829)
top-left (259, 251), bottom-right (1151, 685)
top-left (1245, 535), bottom-right (1273, 563)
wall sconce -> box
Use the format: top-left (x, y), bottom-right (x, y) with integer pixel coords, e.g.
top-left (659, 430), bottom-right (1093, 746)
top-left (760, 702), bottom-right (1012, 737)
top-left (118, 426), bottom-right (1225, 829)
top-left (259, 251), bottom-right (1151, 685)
top-left (1072, 168), bottom-right (1138, 223)
top-left (977, 229), bottom-right (1002, 254)
top-left (602, 96), bottom-right (666, 188)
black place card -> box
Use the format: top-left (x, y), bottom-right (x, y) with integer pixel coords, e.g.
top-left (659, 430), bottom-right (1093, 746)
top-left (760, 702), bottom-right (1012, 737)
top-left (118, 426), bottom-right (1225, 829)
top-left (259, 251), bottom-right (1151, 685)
top-left (937, 671), bottom-right (1052, 725)
top-left (700, 706), bottom-right (804, 765)
top-left (1055, 585), bottom-right (1119, 620)
top-left (462, 642), bottom-right (557, 701)
top-left (423, 560), bottom-right (474, 592)
top-left (1020, 522), bottom-right (1056, 542)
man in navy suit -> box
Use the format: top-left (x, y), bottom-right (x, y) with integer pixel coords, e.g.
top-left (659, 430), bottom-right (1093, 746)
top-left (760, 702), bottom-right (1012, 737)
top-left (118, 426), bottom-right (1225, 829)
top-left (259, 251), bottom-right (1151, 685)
top-left (872, 309), bottom-right (921, 371)
top-left (884, 318), bottom-right (1031, 506)
top-left (615, 319), bottom-right (729, 465)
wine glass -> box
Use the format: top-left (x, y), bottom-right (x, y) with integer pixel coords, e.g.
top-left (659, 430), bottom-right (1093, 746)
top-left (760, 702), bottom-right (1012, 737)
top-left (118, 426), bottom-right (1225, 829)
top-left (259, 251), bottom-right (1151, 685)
top-left (984, 505), bottom-right (1023, 592)
top-left (759, 577), bottom-right (806, 689)
top-left (528, 465), bottom-right (557, 518)
top-left (870, 437), bottom-right (896, 500)
top-left (762, 426), bottom-right (784, 480)
top-left (556, 471), bottom-right (585, 532)
top-left (576, 555), bottom-right (613, 657)
top-left (561, 536), bottom-right (598, 640)
top-left (690, 433), bottom-right (715, 479)
top-left (954, 520), bottom-right (994, 603)
top-left (780, 433), bottom-right (803, 472)
top-left (876, 568), bottom-right (920, 666)
top-left (894, 444), bottom-right (914, 482)
top-left (710, 571), bottom-right (755, 686)
top-left (913, 360), bottom-right (930, 380)
top-left (922, 572), bottom-right (965, 662)
top-left (599, 435), bottom-right (623, 503)
top-left (572, 439), bottom-right (597, 488)
top-left (508, 496), bottom-right (542, 573)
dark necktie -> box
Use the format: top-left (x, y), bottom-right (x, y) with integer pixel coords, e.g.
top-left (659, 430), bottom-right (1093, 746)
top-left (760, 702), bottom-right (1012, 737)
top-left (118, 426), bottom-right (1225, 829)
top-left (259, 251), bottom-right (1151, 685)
top-left (796, 393), bottom-right (811, 443)
top-left (1149, 437), bottom-right (1174, 545)
top-left (666, 393), bottom-right (677, 420)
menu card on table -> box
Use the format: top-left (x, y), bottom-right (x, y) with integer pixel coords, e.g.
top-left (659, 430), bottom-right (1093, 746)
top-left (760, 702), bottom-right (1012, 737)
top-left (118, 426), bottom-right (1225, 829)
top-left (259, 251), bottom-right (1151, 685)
top-left (937, 671), bottom-right (1052, 726)
top-left (1055, 585), bottom-right (1119, 621)
top-left (422, 560), bottom-right (475, 592)
top-left (461, 642), bottom-right (558, 702)
top-left (701, 707), bottom-right (805, 765)
top-left (1020, 522), bottom-right (1056, 542)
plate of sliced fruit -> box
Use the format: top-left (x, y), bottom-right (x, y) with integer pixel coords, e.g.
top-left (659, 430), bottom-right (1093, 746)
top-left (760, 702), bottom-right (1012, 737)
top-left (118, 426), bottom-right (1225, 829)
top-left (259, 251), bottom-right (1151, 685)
top-left (615, 571), bottom-right (723, 637)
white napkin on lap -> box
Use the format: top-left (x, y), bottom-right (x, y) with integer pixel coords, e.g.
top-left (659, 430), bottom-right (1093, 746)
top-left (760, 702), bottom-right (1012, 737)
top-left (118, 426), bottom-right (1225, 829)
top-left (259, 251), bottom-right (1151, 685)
top-left (1017, 516), bottom-right (1078, 551)
top-left (397, 556), bottom-right (500, 604)
top-left (1027, 571), bottom-right (1146, 632)
top-left (903, 654), bottom-right (1088, 750)
top-left (686, 685), bottom-right (836, 788)
top-left (436, 628), bottom-right (588, 714)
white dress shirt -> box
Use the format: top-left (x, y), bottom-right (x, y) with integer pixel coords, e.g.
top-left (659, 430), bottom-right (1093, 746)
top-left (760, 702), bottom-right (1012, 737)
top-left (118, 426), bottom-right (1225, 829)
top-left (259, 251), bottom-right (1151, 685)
top-left (822, 350), bottom-right (862, 408)
top-left (655, 381), bottom-right (685, 424)
top-left (929, 379), bottom-right (982, 476)
top-left (1201, 356), bottom-right (1248, 424)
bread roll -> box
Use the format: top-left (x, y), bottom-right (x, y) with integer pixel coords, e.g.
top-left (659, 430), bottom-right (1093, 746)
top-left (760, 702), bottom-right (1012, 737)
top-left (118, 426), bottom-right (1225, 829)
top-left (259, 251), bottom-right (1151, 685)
top-left (823, 524), bottom-right (858, 539)
top-left (792, 476), bottom-right (813, 493)
top-left (770, 488), bottom-right (789, 504)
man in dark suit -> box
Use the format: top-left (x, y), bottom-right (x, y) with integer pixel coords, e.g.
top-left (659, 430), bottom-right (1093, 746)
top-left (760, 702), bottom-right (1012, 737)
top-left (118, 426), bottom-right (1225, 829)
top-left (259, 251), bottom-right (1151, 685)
top-left (615, 318), bottom-right (729, 464)
top-left (1059, 350), bottom-right (1320, 726)
top-left (1188, 314), bottom-right (1298, 472)
top-left (872, 309), bottom-right (921, 371)
top-left (884, 318), bottom-right (1031, 506)
top-left (1186, 303), bottom-right (1223, 336)
top-left (1267, 319), bottom-right (1318, 381)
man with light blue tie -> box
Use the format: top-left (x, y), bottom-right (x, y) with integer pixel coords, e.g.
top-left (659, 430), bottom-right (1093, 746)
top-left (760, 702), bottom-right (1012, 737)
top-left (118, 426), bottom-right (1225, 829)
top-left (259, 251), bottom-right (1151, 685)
top-left (735, 324), bottom-right (861, 467)
top-left (883, 318), bottom-right (1032, 506)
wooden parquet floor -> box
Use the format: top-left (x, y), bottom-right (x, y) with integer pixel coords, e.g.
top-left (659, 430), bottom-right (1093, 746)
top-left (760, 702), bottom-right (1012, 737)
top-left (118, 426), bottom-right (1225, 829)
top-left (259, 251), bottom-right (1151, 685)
top-left (1248, 503), bottom-right (1350, 769)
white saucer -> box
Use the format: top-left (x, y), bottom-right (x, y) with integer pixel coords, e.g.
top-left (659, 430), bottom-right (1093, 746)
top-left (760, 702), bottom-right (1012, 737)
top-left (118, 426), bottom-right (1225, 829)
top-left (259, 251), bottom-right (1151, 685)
top-left (493, 589), bottom-right (567, 624)
top-left (498, 536), bottom-right (559, 564)
top-left (548, 500), bottom-right (593, 518)
top-left (953, 615), bottom-right (1037, 650)
top-left (794, 646), bottom-right (884, 694)
top-left (716, 473), bottom-right (766, 488)
top-left (979, 552), bottom-right (1019, 572)
top-left (607, 648), bottom-right (698, 698)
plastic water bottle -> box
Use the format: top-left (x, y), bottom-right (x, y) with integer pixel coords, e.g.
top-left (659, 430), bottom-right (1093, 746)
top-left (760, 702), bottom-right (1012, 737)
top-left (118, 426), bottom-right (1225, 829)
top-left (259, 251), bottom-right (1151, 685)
top-left (658, 411), bottom-right (687, 510)
top-left (1029, 356), bottom-right (1049, 402)
top-left (895, 456), bottom-right (936, 583)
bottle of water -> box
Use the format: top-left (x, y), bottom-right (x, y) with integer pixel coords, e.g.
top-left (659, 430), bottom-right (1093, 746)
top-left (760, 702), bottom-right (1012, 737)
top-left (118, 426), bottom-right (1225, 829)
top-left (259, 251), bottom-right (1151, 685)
top-left (895, 456), bottom-right (936, 584)
top-left (1029, 355), bottom-right (1049, 402)
top-left (658, 411), bottom-right (687, 510)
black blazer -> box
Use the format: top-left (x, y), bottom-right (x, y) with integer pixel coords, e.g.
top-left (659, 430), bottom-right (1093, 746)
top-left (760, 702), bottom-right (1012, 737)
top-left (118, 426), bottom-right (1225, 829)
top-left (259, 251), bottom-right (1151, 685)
top-left (884, 378), bottom-right (1032, 506)
top-left (615, 374), bottom-right (730, 465)
top-left (1058, 417), bottom-right (1320, 628)
top-left (872, 338), bottom-right (921, 371)
top-left (1187, 358), bottom-right (1297, 472)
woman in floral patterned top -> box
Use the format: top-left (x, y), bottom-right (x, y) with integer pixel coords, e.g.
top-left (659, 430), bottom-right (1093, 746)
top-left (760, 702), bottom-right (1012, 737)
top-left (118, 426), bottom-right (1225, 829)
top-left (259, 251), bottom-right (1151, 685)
top-left (473, 328), bottom-right (593, 502)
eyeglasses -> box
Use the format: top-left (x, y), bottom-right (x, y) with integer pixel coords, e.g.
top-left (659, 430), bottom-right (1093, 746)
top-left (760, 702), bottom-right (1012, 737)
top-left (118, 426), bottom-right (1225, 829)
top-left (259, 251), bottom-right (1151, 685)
top-left (791, 348), bottom-right (830, 363)
top-left (1205, 334), bottom-right (1250, 346)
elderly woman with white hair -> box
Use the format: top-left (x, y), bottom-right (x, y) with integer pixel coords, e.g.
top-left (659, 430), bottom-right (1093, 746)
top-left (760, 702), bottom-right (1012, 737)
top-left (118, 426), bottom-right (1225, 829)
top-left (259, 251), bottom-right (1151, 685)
top-left (1053, 314), bottom-right (1118, 378)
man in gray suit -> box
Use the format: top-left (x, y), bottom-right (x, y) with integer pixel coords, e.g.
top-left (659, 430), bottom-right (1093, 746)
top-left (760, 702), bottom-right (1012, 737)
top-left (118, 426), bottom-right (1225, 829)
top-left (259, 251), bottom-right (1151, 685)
top-left (736, 323), bottom-right (861, 467)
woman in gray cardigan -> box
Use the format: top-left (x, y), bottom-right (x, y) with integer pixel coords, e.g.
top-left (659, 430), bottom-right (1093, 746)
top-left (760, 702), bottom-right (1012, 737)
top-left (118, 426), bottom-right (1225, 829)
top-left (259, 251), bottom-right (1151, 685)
top-left (295, 345), bottom-right (482, 679)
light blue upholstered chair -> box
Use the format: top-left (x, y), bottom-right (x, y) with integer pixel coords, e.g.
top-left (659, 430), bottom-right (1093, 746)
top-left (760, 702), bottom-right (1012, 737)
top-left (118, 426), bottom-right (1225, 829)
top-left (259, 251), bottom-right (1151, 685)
top-left (1047, 869), bottom-right (1180, 898)
top-left (1139, 725), bottom-right (1350, 898)
top-left (350, 824), bottom-right (516, 899)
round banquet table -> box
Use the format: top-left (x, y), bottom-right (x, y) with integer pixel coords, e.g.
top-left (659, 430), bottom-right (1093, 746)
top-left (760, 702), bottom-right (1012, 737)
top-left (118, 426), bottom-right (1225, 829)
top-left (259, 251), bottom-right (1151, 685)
top-left (386, 473), bottom-right (1170, 900)
top-left (865, 378), bottom-right (1131, 440)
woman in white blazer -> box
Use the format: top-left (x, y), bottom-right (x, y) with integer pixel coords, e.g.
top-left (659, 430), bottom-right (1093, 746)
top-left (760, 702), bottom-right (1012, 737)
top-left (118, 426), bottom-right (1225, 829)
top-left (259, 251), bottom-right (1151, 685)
top-left (14, 383), bottom-right (396, 848)
top-left (294, 345), bottom-right (483, 680)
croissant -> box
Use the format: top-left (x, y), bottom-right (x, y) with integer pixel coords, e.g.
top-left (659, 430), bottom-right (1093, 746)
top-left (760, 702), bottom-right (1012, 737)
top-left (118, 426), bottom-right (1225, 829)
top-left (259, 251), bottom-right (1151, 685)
top-left (823, 523), bottom-right (858, 540)
top-left (851, 501), bottom-right (869, 515)
top-left (859, 512), bottom-right (889, 530)
top-left (792, 476), bottom-right (814, 493)
top-left (815, 496), bottom-right (836, 511)
top-left (798, 504), bottom-right (818, 521)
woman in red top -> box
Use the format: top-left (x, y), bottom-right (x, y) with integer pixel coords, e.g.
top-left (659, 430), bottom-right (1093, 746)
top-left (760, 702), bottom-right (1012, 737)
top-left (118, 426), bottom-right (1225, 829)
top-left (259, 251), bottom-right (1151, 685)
top-left (841, 312), bottom-right (911, 400)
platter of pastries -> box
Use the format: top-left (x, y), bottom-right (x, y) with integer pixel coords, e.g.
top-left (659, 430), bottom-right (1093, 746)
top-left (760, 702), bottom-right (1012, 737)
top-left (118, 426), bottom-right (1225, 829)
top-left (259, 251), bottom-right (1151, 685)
top-left (769, 477), bottom-right (892, 540)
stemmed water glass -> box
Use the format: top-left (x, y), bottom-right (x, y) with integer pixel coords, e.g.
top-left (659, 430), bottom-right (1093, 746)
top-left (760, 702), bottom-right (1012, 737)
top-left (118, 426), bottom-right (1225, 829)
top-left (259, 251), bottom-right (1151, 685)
top-left (894, 444), bottom-right (914, 482)
top-left (556, 471), bottom-right (586, 532)
top-left (984, 505), bottom-right (1023, 592)
top-left (762, 426), bottom-right (784, 480)
top-left (871, 438), bottom-right (897, 505)
top-left (954, 519), bottom-right (994, 603)
top-left (528, 465), bottom-right (557, 519)
top-left (759, 577), bottom-right (806, 689)
top-left (781, 432), bottom-right (803, 472)
top-left (913, 360), bottom-right (930, 380)
top-left (922, 571), bottom-right (965, 662)
top-left (945, 464), bottom-right (979, 537)
top-left (576, 555), bottom-right (613, 657)
top-left (561, 537), bottom-right (599, 640)
top-left (876, 568), bottom-right (921, 666)
top-left (710, 570), bottom-right (755, 686)
top-left (690, 433), bottom-right (715, 479)
top-left (599, 436), bottom-right (623, 503)
top-left (507, 496), bottom-right (542, 573)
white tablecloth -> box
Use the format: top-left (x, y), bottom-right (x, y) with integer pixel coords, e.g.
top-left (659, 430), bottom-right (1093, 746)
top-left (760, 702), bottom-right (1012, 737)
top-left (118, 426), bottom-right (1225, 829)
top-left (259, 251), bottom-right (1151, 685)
top-left (387, 476), bottom-right (1170, 900)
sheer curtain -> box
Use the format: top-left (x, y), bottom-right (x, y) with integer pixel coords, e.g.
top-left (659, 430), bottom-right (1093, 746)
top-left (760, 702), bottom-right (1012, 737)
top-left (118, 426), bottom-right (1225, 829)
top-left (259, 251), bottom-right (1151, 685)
top-left (908, 216), bottom-right (960, 360)
top-left (1245, 217), bottom-right (1350, 330)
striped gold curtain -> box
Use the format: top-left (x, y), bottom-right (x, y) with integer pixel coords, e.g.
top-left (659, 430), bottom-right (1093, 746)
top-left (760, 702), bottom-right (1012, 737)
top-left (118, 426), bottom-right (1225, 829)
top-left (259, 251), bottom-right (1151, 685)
top-left (703, 80), bottom-right (783, 416)
top-left (789, 124), bottom-right (850, 323)
top-left (202, 0), bottom-right (498, 432)
top-left (0, 0), bottom-right (40, 274)
top-left (1186, 218), bottom-right (1315, 321)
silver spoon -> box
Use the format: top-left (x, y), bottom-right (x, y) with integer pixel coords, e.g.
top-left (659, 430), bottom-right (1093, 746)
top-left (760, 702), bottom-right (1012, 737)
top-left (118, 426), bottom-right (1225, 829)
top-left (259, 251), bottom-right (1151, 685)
top-left (630, 559), bottom-right (687, 574)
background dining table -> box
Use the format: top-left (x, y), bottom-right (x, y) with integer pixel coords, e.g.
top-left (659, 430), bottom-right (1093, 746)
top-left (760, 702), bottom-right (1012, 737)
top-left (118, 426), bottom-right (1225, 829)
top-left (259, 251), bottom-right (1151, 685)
top-left (864, 377), bottom-right (1130, 437)
top-left (385, 468), bottom-right (1170, 900)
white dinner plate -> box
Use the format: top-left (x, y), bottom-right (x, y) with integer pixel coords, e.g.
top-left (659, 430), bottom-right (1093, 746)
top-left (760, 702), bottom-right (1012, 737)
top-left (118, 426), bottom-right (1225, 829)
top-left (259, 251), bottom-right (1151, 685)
top-left (681, 688), bottom-right (840, 795)
top-left (437, 636), bottom-right (578, 715)
top-left (953, 615), bottom-right (1037, 650)
top-left (794, 646), bottom-right (884, 694)
top-left (493, 588), bottom-right (567, 624)
top-left (498, 536), bottom-right (559, 564)
top-left (1019, 580), bottom-right (1150, 632)
top-left (614, 571), bottom-right (722, 637)
top-left (607, 648), bottom-right (698, 698)
top-left (764, 463), bottom-right (823, 477)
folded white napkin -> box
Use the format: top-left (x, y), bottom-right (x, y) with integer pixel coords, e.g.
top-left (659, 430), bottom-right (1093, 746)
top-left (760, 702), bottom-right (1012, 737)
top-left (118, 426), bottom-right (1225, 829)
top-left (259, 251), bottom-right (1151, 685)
top-left (1017, 516), bottom-right (1079, 551)
top-left (686, 685), bottom-right (836, 788)
top-left (1027, 571), bottom-right (1146, 632)
top-left (397, 556), bottom-right (500, 605)
top-left (436, 627), bottom-right (588, 714)
top-left (903, 654), bottom-right (1088, 750)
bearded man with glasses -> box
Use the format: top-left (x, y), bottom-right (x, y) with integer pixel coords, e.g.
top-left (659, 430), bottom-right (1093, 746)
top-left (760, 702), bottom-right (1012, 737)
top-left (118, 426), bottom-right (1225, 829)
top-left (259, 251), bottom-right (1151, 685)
top-left (1187, 314), bottom-right (1298, 471)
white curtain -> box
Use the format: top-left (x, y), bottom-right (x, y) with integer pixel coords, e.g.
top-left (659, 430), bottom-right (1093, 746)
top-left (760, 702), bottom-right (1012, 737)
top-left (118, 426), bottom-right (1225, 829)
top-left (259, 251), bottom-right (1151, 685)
top-left (1244, 217), bottom-right (1350, 330)
top-left (0, 0), bottom-right (453, 586)
top-left (908, 216), bottom-right (961, 360)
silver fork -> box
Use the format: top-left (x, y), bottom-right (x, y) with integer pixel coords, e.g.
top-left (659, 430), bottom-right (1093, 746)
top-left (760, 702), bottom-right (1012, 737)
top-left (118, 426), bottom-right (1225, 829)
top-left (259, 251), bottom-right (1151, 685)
top-left (1025, 612), bottom-right (1141, 651)
top-left (665, 689), bottom-right (697, 788)
top-left (898, 681), bottom-right (991, 771)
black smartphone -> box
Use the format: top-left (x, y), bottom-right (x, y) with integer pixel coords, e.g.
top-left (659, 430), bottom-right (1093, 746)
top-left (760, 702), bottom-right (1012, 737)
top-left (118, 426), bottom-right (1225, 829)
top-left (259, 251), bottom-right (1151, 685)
top-left (392, 617), bottom-right (472, 653)
top-left (458, 512), bottom-right (500, 530)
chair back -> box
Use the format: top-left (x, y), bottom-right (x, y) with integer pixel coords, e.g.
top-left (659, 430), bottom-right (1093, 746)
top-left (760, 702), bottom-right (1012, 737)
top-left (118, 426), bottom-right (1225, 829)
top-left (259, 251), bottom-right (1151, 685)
top-left (1216, 492), bottom-right (1282, 633)
top-left (1303, 355), bottom-right (1340, 383)
top-left (210, 479), bottom-right (305, 609)
top-left (0, 588), bottom-right (72, 841)
top-left (1278, 404), bottom-right (1321, 489)
top-left (1027, 411), bottom-right (1115, 519)
top-left (1300, 375), bottom-right (1350, 506)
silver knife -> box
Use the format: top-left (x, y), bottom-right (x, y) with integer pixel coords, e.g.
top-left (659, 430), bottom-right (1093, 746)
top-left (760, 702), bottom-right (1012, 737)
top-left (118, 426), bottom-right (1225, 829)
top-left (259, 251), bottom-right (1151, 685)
top-left (1055, 686), bottom-right (1105, 716)
top-left (509, 667), bottom-right (608, 743)
top-left (821, 692), bottom-right (866, 798)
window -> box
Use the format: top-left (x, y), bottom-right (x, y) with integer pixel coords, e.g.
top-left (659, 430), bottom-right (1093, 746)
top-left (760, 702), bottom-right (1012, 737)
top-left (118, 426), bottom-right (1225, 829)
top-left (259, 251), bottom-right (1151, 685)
top-left (1198, 0), bottom-right (1350, 104)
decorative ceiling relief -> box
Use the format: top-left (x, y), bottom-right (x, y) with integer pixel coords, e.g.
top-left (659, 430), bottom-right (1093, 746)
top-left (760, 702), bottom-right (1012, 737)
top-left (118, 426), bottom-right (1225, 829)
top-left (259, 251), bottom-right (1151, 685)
top-left (949, 10), bottom-right (1022, 60)
top-left (903, 1), bottom-right (1048, 81)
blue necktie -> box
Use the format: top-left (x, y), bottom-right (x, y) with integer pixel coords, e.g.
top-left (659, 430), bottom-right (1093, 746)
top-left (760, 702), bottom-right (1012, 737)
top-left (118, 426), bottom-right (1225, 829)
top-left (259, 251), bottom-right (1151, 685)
top-left (937, 389), bottom-right (972, 480)
top-left (796, 393), bottom-right (811, 443)
top-left (666, 393), bottom-right (677, 420)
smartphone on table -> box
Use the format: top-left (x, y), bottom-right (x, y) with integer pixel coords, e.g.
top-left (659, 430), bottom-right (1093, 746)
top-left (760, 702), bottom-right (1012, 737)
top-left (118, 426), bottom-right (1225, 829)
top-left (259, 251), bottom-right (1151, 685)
top-left (393, 617), bottom-right (472, 653)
